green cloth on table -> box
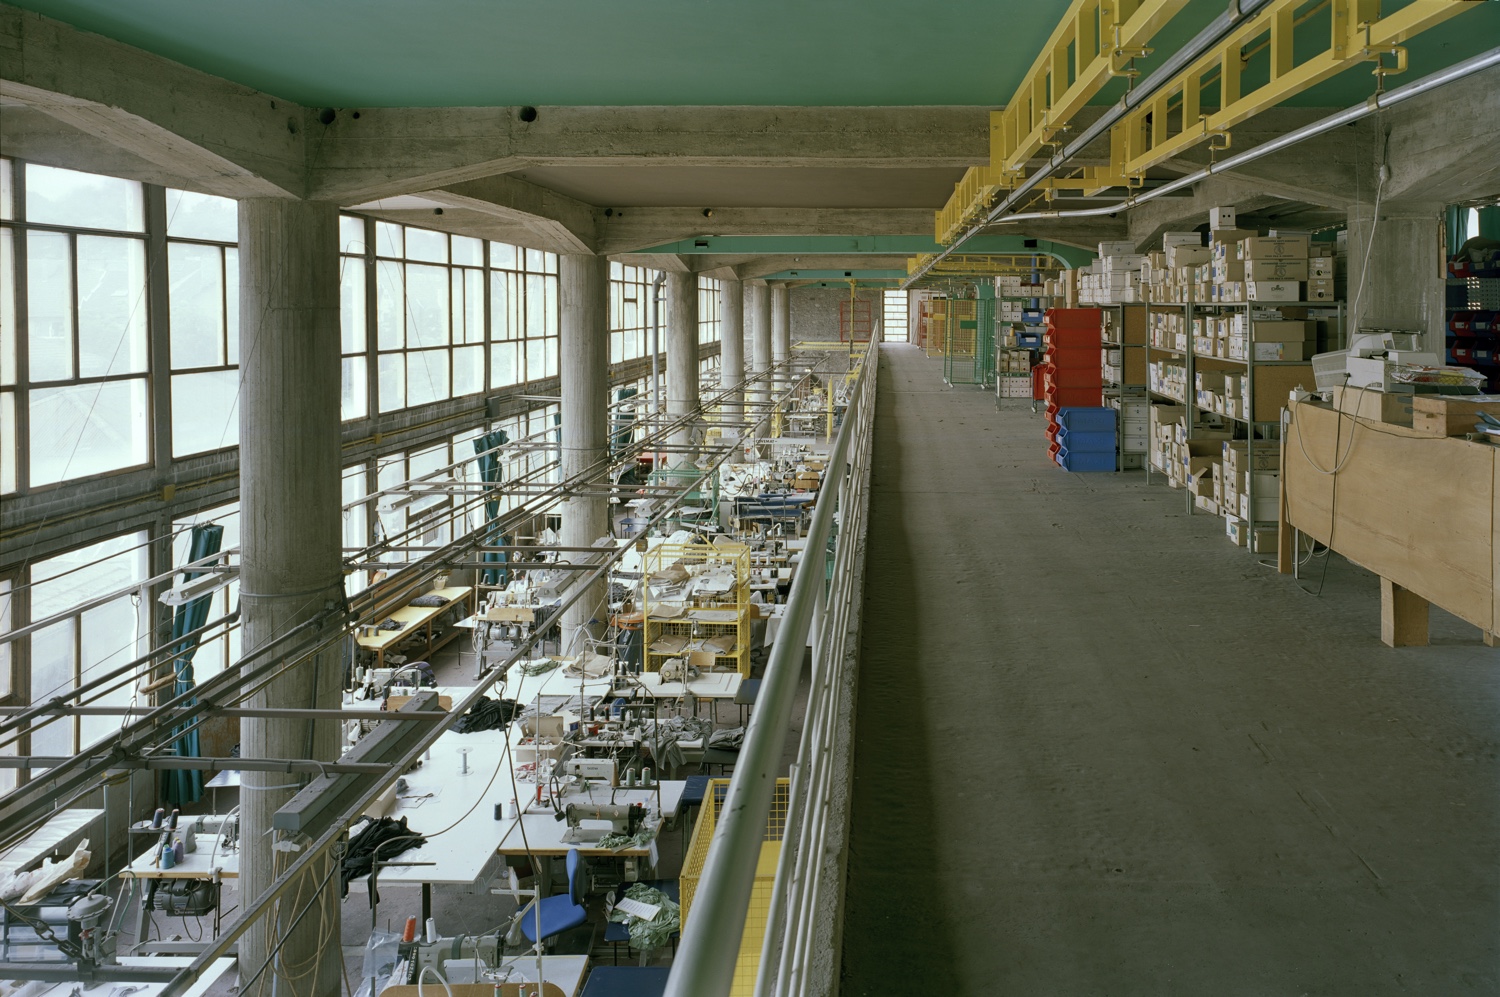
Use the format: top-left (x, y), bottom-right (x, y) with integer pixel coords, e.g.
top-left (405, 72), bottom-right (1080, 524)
top-left (608, 882), bottom-right (681, 951)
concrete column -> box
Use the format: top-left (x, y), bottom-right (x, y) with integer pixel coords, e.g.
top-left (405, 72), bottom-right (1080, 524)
top-left (719, 279), bottom-right (745, 437)
top-left (748, 282), bottom-right (772, 373)
top-left (772, 283), bottom-right (791, 362)
top-left (237, 199), bottom-right (343, 997)
top-left (1346, 205), bottom-right (1445, 348)
top-left (665, 272), bottom-right (700, 464)
top-left (559, 255), bottom-right (611, 651)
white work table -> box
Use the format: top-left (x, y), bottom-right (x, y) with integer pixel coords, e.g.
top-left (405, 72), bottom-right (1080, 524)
top-left (380, 954), bottom-right (585, 997)
top-left (619, 671), bottom-right (743, 701)
top-left (35, 957), bottom-right (235, 997)
top-left (0, 808), bottom-right (102, 878)
top-left (122, 824), bottom-right (239, 881)
top-left (497, 781), bottom-right (687, 862)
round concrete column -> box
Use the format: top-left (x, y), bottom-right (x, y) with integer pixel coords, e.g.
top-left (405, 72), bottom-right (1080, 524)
top-left (665, 272), bottom-right (700, 465)
top-left (772, 283), bottom-right (791, 362)
top-left (236, 199), bottom-right (343, 997)
top-left (718, 279), bottom-right (745, 437)
top-left (559, 255), bottom-right (611, 651)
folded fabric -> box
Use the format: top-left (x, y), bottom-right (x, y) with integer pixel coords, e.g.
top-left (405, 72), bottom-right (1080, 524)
top-left (342, 815), bottom-right (426, 898)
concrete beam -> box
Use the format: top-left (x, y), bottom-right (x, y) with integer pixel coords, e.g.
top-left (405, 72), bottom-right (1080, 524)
top-left (1381, 63), bottom-right (1500, 207)
top-left (306, 105), bottom-right (992, 203)
top-left (426, 174), bottom-right (600, 254)
top-left (0, 5), bottom-right (305, 197)
top-left (596, 207), bottom-right (937, 255)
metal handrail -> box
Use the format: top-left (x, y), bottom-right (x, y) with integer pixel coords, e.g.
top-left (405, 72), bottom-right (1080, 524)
top-left (665, 334), bottom-right (880, 997)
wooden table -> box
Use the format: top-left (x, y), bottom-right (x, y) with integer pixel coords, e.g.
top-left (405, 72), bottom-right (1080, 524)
top-left (357, 586), bottom-right (476, 669)
top-left (1279, 398), bottom-right (1498, 647)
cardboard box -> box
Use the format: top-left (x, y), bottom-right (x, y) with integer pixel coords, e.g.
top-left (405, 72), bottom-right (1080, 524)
top-left (1251, 320), bottom-right (1315, 342)
top-left (1246, 259), bottom-right (1310, 281)
top-left (1167, 245), bottom-right (1211, 268)
top-left (1209, 206), bottom-right (1237, 230)
top-left (1210, 228), bottom-right (1259, 248)
top-left (1163, 231), bottom-right (1202, 248)
top-left (1243, 236), bottom-right (1309, 260)
top-left (1305, 287), bottom-right (1335, 302)
top-left (1329, 385), bottom-right (1415, 427)
top-left (1246, 280), bottom-right (1302, 302)
top-left (1307, 258), bottom-right (1336, 279)
top-left (1252, 341), bottom-right (1308, 361)
top-left (1098, 240), bottom-right (1136, 257)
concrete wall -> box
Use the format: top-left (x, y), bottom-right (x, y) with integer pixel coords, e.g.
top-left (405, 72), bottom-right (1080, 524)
top-left (790, 286), bottom-right (886, 342)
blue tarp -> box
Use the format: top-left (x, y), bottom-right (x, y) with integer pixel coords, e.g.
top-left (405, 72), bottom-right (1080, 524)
top-left (162, 523), bottom-right (224, 807)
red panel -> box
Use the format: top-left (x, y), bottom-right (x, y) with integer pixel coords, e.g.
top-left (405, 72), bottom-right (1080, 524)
top-left (1045, 307), bottom-right (1103, 330)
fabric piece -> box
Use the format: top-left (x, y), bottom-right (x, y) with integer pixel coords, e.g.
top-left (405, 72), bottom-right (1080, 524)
top-left (607, 882), bottom-right (681, 951)
top-left (456, 696), bottom-right (520, 734)
top-left (163, 523), bottom-right (224, 807)
top-left (341, 815), bottom-right (426, 899)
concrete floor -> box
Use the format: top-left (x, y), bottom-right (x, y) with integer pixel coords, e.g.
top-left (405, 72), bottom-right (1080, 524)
top-left (840, 345), bottom-right (1499, 996)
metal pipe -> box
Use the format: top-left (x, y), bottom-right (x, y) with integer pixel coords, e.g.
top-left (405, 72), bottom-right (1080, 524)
top-left (0, 756), bottom-right (391, 774)
top-left (907, 0), bottom-right (1279, 287)
top-left (652, 272), bottom-right (667, 418)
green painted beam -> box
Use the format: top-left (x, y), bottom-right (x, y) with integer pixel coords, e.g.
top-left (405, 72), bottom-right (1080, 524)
top-left (763, 270), bottom-right (907, 281)
top-left (648, 235), bottom-right (1094, 267)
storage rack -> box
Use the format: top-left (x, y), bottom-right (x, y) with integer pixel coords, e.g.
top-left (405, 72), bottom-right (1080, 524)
top-left (1098, 303), bottom-right (1149, 468)
top-left (1445, 272), bottom-right (1500, 391)
top-left (1141, 292), bottom-right (1345, 540)
top-left (642, 541), bottom-right (753, 677)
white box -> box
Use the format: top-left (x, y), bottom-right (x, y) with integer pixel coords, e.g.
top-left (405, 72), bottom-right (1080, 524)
top-left (1245, 279), bottom-right (1301, 302)
top-left (1162, 231), bottom-right (1203, 249)
top-left (1098, 240), bottom-right (1136, 257)
top-left (1209, 206), bottom-right (1237, 230)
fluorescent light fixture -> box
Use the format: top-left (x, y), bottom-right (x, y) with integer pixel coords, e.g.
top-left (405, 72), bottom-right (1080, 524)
top-left (160, 568), bottom-right (238, 606)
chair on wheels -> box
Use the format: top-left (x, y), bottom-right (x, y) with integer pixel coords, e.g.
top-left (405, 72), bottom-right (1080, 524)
top-left (518, 849), bottom-right (588, 949)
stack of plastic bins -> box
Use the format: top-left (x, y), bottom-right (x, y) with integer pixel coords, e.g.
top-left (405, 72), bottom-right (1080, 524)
top-left (1043, 308), bottom-right (1103, 463)
top-left (1053, 407), bottom-right (1117, 471)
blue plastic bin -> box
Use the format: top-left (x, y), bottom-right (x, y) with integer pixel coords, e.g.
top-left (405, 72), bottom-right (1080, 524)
top-left (1054, 407), bottom-right (1116, 433)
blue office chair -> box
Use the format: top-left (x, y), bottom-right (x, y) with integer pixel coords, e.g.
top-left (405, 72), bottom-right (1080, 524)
top-left (519, 849), bottom-right (588, 948)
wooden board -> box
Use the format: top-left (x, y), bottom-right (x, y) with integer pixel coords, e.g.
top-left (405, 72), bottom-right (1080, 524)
top-left (1282, 400), bottom-right (1497, 633)
top-left (1249, 364), bottom-right (1314, 423)
top-left (1410, 394), bottom-right (1500, 437)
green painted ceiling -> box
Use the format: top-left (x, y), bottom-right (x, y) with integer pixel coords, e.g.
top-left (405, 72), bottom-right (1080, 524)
top-left (14, 0), bottom-right (1498, 109)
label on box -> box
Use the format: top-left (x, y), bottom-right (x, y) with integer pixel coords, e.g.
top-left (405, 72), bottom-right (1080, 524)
top-left (1252, 341), bottom-right (1306, 361)
top-left (1243, 236), bottom-right (1309, 260)
top-left (1246, 259), bottom-right (1309, 281)
top-left (1307, 259), bottom-right (1336, 279)
top-left (1246, 280), bottom-right (1301, 302)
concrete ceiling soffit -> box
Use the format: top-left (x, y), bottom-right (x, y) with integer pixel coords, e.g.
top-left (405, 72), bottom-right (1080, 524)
top-left (0, 101), bottom-right (227, 192)
top-left (977, 217), bottom-right (1130, 252)
top-left (610, 253), bottom-right (692, 273)
top-left (1, 7), bottom-right (306, 197)
top-left (343, 194), bottom-right (584, 256)
top-left (1125, 176), bottom-right (1293, 248)
top-left (425, 174), bottom-right (599, 254)
top-left (729, 255), bottom-right (911, 281)
top-left (306, 105), bottom-right (992, 204)
top-left (1381, 63), bottom-right (1500, 206)
top-left (596, 208), bottom-right (937, 255)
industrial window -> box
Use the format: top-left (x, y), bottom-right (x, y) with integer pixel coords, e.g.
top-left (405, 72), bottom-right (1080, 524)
top-left (489, 243), bottom-right (558, 390)
top-left (698, 276), bottom-right (722, 345)
top-left (373, 222), bottom-right (491, 413)
top-left (610, 263), bottom-right (656, 364)
top-left (883, 290), bottom-right (910, 343)
top-left (167, 189), bottom-right (240, 457)
top-left (26, 532), bottom-right (150, 758)
top-left (339, 215), bottom-right (370, 421)
top-left (0, 161), bottom-right (151, 491)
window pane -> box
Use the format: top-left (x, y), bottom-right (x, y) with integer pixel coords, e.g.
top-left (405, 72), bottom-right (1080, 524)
top-left (26, 231), bottom-right (73, 382)
top-left (0, 391), bottom-right (14, 493)
top-left (165, 189), bottom-right (237, 242)
top-left (378, 352), bottom-right (405, 413)
top-left (28, 621), bottom-right (73, 757)
top-left (29, 378), bottom-right (149, 484)
top-left (490, 343), bottom-right (519, 388)
top-left (339, 215), bottom-right (366, 255)
top-left (341, 257), bottom-right (366, 355)
top-left (452, 235), bottom-right (483, 267)
top-left (543, 278), bottom-right (557, 337)
top-left (525, 338), bottom-right (544, 383)
top-left (490, 271), bottom-right (513, 341)
top-left (453, 345), bottom-right (483, 396)
top-left (171, 370), bottom-right (239, 456)
top-left (169, 242), bottom-right (225, 369)
top-left (0, 159), bottom-right (11, 220)
top-left (32, 531), bottom-right (149, 614)
top-left (406, 264), bottom-right (449, 348)
top-left (543, 336), bottom-right (557, 378)
top-left (25, 164), bottom-right (144, 232)
top-left (342, 356), bottom-right (368, 421)
top-left (406, 349), bottom-right (449, 406)
top-left (0, 578), bottom-right (11, 698)
top-left (225, 247), bottom-right (239, 363)
top-left (0, 228), bottom-right (13, 385)
top-left (525, 248), bottom-right (544, 273)
top-left (76, 236), bottom-right (148, 378)
top-left (455, 269), bottom-right (484, 344)
top-left (526, 274), bottom-right (545, 337)
top-left (405, 227), bottom-right (447, 264)
top-left (376, 259), bottom-right (404, 349)
top-left (489, 241), bottom-right (517, 270)
top-left (374, 221), bottom-right (403, 258)
top-left (79, 596), bottom-right (141, 748)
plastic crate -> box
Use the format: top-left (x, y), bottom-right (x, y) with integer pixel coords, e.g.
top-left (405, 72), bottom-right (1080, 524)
top-left (1054, 407), bottom-right (1116, 432)
top-left (1055, 427), bottom-right (1116, 452)
top-left (1045, 307), bottom-right (1104, 330)
top-left (1056, 447), bottom-right (1117, 472)
top-left (1045, 385), bottom-right (1105, 408)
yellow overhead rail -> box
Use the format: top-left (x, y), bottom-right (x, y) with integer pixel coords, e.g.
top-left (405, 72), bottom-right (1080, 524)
top-left (936, 0), bottom-right (1487, 245)
top-left (937, 0), bottom-right (1192, 243)
top-left (1115, 0), bottom-right (1479, 179)
top-left (906, 253), bottom-right (1060, 277)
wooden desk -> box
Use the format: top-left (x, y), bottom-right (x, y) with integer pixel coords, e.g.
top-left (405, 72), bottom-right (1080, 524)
top-left (357, 586), bottom-right (476, 669)
top-left (1280, 399), bottom-right (1499, 646)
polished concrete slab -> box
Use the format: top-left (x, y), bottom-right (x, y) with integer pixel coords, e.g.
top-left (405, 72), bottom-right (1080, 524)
top-left (841, 344), bottom-right (1498, 996)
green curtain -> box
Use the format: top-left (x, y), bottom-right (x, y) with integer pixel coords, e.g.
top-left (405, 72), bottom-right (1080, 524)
top-left (1448, 204), bottom-right (1500, 257)
top-left (474, 430), bottom-right (510, 586)
top-left (162, 523), bottom-right (224, 807)
top-left (611, 386), bottom-right (638, 454)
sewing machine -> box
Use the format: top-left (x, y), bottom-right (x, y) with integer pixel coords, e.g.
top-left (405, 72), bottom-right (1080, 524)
top-left (560, 803), bottom-right (645, 844)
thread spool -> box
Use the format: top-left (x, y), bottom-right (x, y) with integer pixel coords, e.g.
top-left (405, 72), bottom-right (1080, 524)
top-left (425, 918), bottom-right (438, 944)
top-left (459, 747), bottom-right (472, 775)
top-left (402, 916), bottom-right (418, 943)
top-left (172, 839), bottom-right (185, 865)
top-left (160, 844), bottom-right (176, 870)
top-left (168, 809), bottom-right (180, 830)
top-left (150, 808), bottom-right (165, 830)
